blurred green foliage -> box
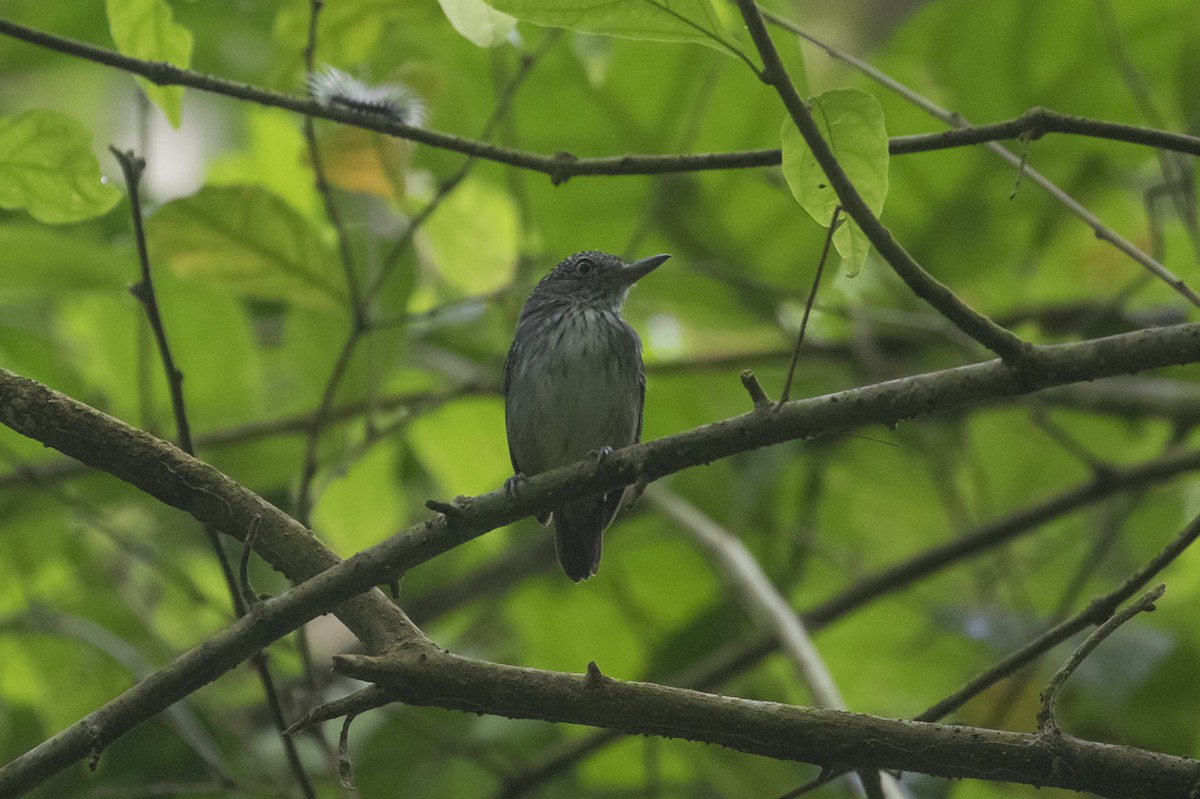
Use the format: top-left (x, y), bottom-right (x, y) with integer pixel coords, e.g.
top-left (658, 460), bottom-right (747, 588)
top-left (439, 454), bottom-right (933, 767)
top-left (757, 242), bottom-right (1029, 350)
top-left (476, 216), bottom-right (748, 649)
top-left (1, 0), bottom-right (1200, 796)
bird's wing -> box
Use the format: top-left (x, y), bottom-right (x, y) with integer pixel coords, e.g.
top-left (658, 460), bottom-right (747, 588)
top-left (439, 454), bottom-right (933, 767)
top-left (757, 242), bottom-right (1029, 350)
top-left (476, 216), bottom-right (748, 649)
top-left (502, 336), bottom-right (523, 476)
top-left (634, 347), bottom-right (646, 444)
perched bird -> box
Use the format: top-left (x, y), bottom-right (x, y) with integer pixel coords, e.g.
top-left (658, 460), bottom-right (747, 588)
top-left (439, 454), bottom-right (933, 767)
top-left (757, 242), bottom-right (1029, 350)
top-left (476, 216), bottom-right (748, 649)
top-left (503, 251), bottom-right (670, 581)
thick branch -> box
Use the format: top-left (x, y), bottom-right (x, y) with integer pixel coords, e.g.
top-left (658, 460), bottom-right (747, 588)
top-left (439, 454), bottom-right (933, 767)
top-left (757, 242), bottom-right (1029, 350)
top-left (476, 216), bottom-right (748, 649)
top-left (0, 368), bottom-right (419, 653)
top-left (332, 646), bottom-right (1200, 799)
top-left (5, 323), bottom-right (1200, 791)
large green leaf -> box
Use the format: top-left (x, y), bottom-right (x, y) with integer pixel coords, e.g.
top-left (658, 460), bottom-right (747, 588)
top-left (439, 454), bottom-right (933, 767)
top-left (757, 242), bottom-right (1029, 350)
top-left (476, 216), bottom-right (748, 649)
top-left (0, 110), bottom-right (120, 224)
top-left (486, 0), bottom-right (742, 57)
top-left (106, 0), bottom-right (193, 127)
top-left (780, 88), bottom-right (889, 276)
top-left (146, 185), bottom-right (346, 309)
top-left (422, 177), bottom-right (520, 294)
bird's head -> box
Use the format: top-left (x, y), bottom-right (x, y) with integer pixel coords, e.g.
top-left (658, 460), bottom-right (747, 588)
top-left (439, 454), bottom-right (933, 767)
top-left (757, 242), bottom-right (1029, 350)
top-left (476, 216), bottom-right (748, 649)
top-left (529, 251), bottom-right (670, 311)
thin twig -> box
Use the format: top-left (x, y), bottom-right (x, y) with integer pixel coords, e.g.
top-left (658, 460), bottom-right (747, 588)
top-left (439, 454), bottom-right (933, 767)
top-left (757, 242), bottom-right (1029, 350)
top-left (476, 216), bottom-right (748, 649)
top-left (1, 20), bottom-right (1198, 182)
top-left (740, 369), bottom-right (772, 407)
top-left (368, 30), bottom-right (563, 300)
top-left (110, 145), bottom-right (242, 611)
top-left (238, 516), bottom-right (262, 608)
top-left (1095, 0), bottom-right (1200, 261)
top-left (294, 35), bottom-right (558, 526)
top-left (981, 491), bottom-right (1137, 730)
top-left (1036, 585), bottom-right (1165, 735)
top-left (301, 0), bottom-right (363, 325)
top-left (780, 512), bottom-right (1194, 798)
top-left (1028, 404), bottom-right (1109, 473)
top-left (918, 511), bottom-right (1200, 724)
top-left (780, 206), bottom-right (840, 403)
top-left (337, 714), bottom-right (357, 789)
top-left (110, 146), bottom-right (316, 799)
top-left (109, 147), bottom-right (194, 453)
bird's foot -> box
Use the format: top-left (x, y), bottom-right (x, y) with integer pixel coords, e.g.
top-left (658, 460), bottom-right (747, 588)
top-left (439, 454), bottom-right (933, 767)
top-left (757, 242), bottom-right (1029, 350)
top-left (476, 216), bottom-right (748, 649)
top-left (504, 473), bottom-right (528, 499)
top-left (588, 445), bottom-right (614, 465)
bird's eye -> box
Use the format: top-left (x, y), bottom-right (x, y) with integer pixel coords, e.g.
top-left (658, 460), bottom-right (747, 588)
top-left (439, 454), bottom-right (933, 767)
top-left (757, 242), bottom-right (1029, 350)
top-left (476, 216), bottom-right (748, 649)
top-left (576, 258), bottom-right (594, 275)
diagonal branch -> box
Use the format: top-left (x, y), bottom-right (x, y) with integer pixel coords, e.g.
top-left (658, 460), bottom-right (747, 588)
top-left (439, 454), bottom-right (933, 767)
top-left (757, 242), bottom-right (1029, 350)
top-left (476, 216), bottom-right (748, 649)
top-left (764, 11), bottom-right (1200, 311)
top-left (731, 0), bottom-right (1030, 362)
top-left (4, 322), bottom-right (1200, 791)
top-left (109, 146), bottom-right (318, 798)
top-left (1035, 585), bottom-right (1165, 736)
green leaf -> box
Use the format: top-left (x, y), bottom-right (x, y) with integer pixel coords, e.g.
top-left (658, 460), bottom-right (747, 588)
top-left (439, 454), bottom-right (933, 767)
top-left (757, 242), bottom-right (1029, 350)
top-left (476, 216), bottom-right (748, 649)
top-left (206, 107), bottom-right (321, 221)
top-left (437, 0), bottom-right (517, 47)
top-left (571, 32), bottom-right (614, 87)
top-left (0, 224), bottom-right (128, 294)
top-left (780, 88), bottom-right (889, 276)
top-left (407, 397), bottom-right (510, 497)
top-left (422, 177), bottom-right (520, 295)
top-left (0, 110), bottom-right (121, 224)
top-left (106, 0), bottom-right (193, 127)
top-left (487, 0), bottom-right (741, 57)
top-left (312, 443), bottom-right (405, 555)
top-left (146, 185), bottom-right (347, 309)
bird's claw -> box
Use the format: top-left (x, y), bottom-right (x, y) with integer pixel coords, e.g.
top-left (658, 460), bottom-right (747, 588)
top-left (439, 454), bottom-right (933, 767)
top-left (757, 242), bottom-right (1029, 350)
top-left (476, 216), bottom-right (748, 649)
top-left (589, 446), bottom-right (614, 465)
top-left (504, 473), bottom-right (528, 499)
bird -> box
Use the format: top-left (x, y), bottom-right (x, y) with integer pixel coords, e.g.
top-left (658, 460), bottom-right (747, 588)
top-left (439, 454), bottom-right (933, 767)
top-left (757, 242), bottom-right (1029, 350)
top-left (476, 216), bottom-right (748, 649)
top-left (503, 251), bottom-right (670, 581)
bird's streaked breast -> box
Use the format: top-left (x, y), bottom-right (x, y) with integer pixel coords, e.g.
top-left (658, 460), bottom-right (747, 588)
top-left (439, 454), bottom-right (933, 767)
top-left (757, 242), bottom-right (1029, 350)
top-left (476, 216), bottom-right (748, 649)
top-left (506, 306), bottom-right (642, 476)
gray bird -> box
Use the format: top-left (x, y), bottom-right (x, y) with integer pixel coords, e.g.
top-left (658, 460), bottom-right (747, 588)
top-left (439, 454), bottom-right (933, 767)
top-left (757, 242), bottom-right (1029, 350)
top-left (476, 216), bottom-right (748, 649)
top-left (503, 251), bottom-right (670, 581)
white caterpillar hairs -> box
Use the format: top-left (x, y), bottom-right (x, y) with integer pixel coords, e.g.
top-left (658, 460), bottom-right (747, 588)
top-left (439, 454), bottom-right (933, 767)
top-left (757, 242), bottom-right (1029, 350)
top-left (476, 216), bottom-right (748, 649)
top-left (307, 66), bottom-right (426, 126)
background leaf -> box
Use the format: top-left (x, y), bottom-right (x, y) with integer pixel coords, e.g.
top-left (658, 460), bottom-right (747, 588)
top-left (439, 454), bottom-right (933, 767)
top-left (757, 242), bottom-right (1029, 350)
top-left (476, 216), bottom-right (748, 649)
top-left (2, 2), bottom-right (1200, 796)
top-left (780, 88), bottom-right (890, 275)
top-left (437, 0), bottom-right (517, 47)
top-left (487, 0), bottom-right (742, 57)
top-left (0, 110), bottom-right (120, 224)
top-left (106, 0), bottom-right (193, 127)
top-left (146, 185), bottom-right (346, 309)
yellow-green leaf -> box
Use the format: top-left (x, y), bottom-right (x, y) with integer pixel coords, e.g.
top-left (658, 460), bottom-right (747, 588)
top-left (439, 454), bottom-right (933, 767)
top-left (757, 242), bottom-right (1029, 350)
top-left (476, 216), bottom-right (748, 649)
top-left (313, 443), bottom-right (404, 555)
top-left (438, 0), bottom-right (517, 47)
top-left (780, 88), bottom-right (889, 276)
top-left (106, 0), bottom-right (193, 127)
top-left (146, 185), bottom-right (346, 309)
top-left (0, 110), bottom-right (120, 224)
top-left (422, 177), bottom-right (520, 295)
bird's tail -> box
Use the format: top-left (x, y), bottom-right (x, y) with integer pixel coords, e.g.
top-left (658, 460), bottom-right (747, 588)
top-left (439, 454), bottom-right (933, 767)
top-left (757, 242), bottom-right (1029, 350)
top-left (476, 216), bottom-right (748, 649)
top-left (554, 499), bottom-right (603, 582)
top-left (553, 490), bottom-right (626, 582)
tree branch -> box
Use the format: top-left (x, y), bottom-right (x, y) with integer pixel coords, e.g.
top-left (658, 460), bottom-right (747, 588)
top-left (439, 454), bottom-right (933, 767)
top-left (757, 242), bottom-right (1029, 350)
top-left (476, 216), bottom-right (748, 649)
top-left (1036, 585), bottom-right (1165, 736)
top-left (731, 0), bottom-right (1030, 362)
top-left (1, 19), bottom-right (1198, 185)
top-left (5, 322), bottom-right (1200, 791)
top-left (646, 485), bottom-right (904, 799)
top-left (331, 644), bottom-right (1200, 799)
top-left (764, 11), bottom-right (1200, 311)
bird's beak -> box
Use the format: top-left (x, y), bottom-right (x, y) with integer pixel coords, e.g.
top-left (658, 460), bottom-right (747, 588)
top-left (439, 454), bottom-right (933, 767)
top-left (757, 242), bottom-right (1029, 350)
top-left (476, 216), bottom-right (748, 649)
top-left (622, 253), bottom-right (671, 283)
